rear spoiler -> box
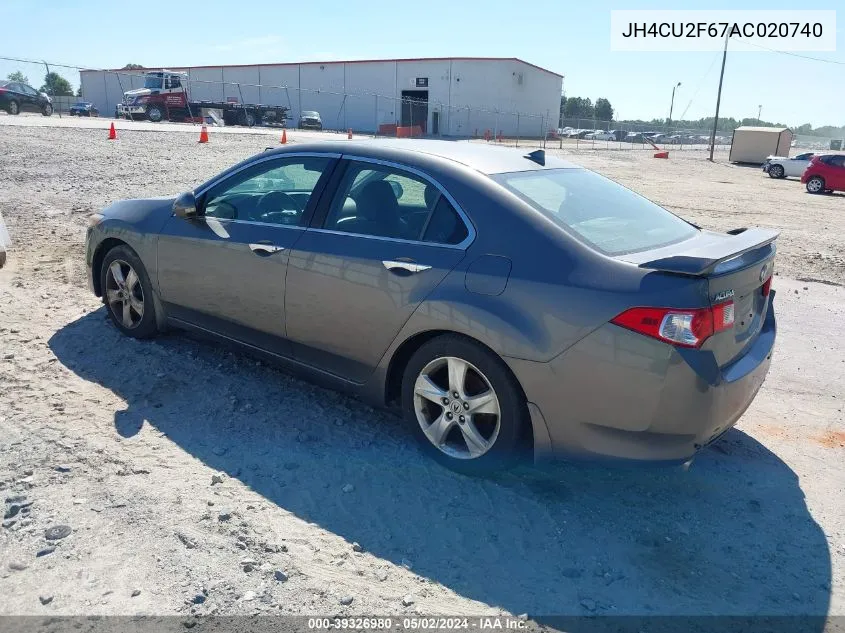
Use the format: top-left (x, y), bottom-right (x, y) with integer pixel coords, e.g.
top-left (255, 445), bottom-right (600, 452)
top-left (638, 228), bottom-right (779, 277)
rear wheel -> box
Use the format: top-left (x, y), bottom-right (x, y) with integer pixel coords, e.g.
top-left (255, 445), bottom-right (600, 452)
top-left (806, 176), bottom-right (825, 194)
top-left (241, 110), bottom-right (256, 127)
top-left (401, 335), bottom-right (529, 475)
top-left (768, 164), bottom-right (785, 179)
top-left (7, 100), bottom-right (20, 115)
top-left (100, 245), bottom-right (159, 339)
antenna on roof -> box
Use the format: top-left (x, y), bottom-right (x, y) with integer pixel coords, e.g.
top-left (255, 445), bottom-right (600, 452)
top-left (524, 149), bottom-right (545, 166)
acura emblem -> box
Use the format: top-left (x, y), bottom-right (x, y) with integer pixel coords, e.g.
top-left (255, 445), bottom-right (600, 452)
top-left (760, 264), bottom-right (769, 282)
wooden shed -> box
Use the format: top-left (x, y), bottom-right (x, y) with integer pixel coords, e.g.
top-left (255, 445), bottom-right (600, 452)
top-left (729, 126), bottom-right (794, 164)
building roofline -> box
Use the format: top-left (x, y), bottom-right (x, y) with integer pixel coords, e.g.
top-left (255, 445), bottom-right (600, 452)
top-left (81, 56), bottom-right (563, 78)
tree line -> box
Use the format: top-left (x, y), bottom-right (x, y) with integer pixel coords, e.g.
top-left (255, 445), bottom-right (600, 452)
top-left (6, 70), bottom-right (80, 97)
top-left (559, 94), bottom-right (844, 137)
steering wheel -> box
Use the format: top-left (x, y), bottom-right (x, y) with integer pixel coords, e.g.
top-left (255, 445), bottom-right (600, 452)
top-left (252, 191), bottom-right (302, 223)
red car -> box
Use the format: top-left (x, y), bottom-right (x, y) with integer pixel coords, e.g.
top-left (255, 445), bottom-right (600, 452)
top-left (801, 154), bottom-right (845, 194)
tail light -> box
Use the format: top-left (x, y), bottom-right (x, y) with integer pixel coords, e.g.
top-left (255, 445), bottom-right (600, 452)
top-left (612, 302), bottom-right (735, 348)
top-left (762, 276), bottom-right (772, 297)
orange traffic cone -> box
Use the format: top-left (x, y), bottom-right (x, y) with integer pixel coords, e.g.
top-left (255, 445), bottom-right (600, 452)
top-left (198, 125), bottom-right (209, 144)
top-left (107, 122), bottom-right (117, 140)
top-left (347, 128), bottom-right (352, 140)
top-left (281, 129), bottom-right (287, 144)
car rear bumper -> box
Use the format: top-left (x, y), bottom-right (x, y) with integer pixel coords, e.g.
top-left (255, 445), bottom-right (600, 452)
top-left (508, 293), bottom-right (776, 463)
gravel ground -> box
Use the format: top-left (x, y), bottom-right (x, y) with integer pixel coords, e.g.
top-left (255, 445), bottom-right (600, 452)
top-left (0, 121), bottom-right (843, 627)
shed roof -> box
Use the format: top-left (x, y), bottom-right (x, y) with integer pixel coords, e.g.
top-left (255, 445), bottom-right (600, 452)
top-left (734, 126), bottom-right (791, 133)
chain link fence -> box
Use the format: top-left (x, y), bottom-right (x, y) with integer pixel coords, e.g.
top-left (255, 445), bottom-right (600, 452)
top-left (3, 56), bottom-right (838, 152)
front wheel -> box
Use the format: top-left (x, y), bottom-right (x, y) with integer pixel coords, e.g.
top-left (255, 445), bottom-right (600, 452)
top-left (147, 104), bottom-right (164, 123)
top-left (41, 103), bottom-right (53, 116)
top-left (401, 335), bottom-right (529, 475)
top-left (100, 245), bottom-right (159, 339)
top-left (768, 164), bottom-right (784, 179)
top-left (806, 176), bottom-right (825, 194)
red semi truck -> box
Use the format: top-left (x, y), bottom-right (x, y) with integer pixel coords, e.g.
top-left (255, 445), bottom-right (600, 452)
top-left (116, 70), bottom-right (289, 127)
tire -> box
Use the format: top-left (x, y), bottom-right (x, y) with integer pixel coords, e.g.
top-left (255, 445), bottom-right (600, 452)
top-left (147, 104), bottom-right (164, 123)
top-left (806, 176), bottom-right (825, 194)
top-left (401, 335), bottom-right (529, 475)
top-left (241, 111), bottom-right (256, 127)
top-left (99, 245), bottom-right (159, 339)
top-left (7, 100), bottom-right (20, 115)
top-left (768, 164), bottom-right (785, 179)
top-left (41, 103), bottom-right (53, 116)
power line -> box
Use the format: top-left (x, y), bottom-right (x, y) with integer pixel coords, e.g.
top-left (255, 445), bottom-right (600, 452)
top-left (740, 41), bottom-right (845, 65)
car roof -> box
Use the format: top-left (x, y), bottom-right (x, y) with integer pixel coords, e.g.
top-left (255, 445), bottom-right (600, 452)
top-left (265, 139), bottom-right (581, 175)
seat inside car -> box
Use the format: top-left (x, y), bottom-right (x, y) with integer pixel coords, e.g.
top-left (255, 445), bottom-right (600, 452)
top-left (339, 180), bottom-right (402, 237)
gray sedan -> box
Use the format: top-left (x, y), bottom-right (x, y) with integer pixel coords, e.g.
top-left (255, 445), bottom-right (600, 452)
top-left (85, 140), bottom-right (777, 474)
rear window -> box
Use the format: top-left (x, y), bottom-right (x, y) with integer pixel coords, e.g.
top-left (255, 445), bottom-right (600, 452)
top-left (492, 168), bottom-right (697, 255)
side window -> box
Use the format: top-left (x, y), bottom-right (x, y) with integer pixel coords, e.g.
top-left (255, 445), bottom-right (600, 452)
top-left (202, 156), bottom-right (332, 225)
top-left (323, 162), bottom-right (468, 244)
top-left (423, 196), bottom-right (469, 245)
top-left (832, 156), bottom-right (845, 168)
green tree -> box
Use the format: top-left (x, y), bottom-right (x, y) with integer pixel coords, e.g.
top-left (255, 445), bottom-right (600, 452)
top-left (76, 86), bottom-right (83, 97)
top-left (122, 63), bottom-right (144, 70)
top-left (594, 98), bottom-right (613, 122)
top-left (39, 72), bottom-right (74, 96)
top-left (563, 97), bottom-right (594, 119)
top-left (7, 71), bottom-right (29, 84)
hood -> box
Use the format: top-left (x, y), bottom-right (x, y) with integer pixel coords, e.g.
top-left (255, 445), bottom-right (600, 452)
top-left (101, 196), bottom-right (176, 234)
top-left (124, 88), bottom-right (152, 97)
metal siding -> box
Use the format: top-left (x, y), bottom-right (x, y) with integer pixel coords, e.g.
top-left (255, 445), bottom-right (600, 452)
top-left (258, 64), bottom-right (299, 119)
top-left (188, 67), bottom-right (224, 103)
top-left (297, 64), bottom-right (345, 129)
top-left (222, 67), bottom-right (259, 104)
top-left (344, 61), bottom-right (397, 132)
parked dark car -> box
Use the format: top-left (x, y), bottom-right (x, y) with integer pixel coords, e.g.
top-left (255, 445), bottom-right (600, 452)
top-left (69, 101), bottom-right (99, 117)
top-left (0, 80), bottom-right (53, 116)
top-left (85, 140), bottom-right (777, 474)
top-left (298, 110), bottom-right (322, 130)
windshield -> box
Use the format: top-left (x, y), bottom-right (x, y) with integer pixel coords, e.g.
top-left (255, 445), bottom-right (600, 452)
top-left (492, 168), bottom-right (698, 255)
top-left (302, 111), bottom-right (319, 117)
top-left (143, 75), bottom-right (162, 89)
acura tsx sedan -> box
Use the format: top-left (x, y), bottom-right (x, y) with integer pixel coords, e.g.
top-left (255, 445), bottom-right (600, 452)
top-left (85, 139), bottom-right (777, 474)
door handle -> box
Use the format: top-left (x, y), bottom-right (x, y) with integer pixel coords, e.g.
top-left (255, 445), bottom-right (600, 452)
top-left (382, 260), bottom-right (432, 274)
top-left (249, 243), bottom-right (285, 256)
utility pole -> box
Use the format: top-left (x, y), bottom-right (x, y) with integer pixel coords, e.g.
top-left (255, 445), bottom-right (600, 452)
top-left (667, 81), bottom-right (681, 132)
top-left (709, 33), bottom-right (729, 162)
top-left (757, 104), bottom-right (762, 125)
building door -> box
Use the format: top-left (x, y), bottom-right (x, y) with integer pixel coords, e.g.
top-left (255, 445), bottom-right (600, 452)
top-left (401, 90), bottom-right (428, 132)
top-left (432, 111), bottom-right (440, 135)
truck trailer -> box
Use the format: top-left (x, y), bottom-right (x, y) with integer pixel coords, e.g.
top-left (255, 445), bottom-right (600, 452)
top-left (116, 71), bottom-right (289, 127)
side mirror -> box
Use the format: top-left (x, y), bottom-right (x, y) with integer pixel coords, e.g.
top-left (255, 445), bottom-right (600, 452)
top-left (173, 192), bottom-right (197, 219)
top-left (389, 180), bottom-right (403, 199)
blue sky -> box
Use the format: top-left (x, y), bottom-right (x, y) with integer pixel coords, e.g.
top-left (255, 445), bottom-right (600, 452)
top-left (0, 0), bottom-right (841, 127)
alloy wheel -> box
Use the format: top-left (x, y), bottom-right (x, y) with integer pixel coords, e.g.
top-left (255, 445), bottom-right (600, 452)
top-left (807, 177), bottom-right (823, 193)
top-left (413, 356), bottom-right (501, 460)
top-left (105, 260), bottom-right (144, 329)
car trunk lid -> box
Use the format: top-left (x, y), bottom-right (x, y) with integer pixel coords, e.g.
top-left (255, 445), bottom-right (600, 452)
top-left (619, 228), bottom-right (777, 366)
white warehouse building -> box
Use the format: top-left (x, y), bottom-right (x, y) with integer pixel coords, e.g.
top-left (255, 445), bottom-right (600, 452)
top-left (79, 57), bottom-right (563, 137)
